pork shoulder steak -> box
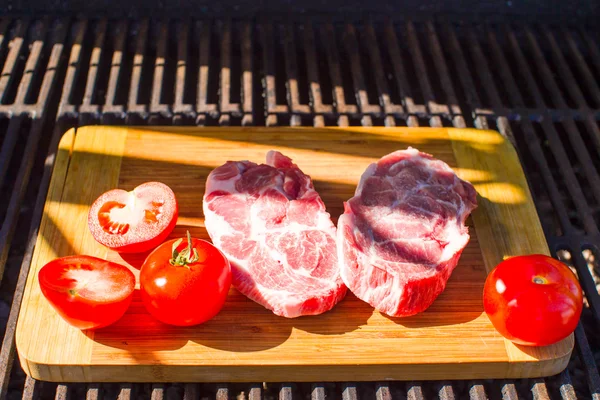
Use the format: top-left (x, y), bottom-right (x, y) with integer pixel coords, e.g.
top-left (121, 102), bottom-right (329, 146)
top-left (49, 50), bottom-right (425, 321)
top-left (203, 151), bottom-right (346, 318)
top-left (338, 147), bottom-right (477, 317)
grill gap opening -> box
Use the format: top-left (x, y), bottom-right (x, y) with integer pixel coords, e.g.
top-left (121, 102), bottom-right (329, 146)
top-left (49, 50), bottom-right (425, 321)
top-left (477, 25), bottom-right (512, 108)
top-left (562, 28), bottom-right (599, 109)
top-left (511, 120), bottom-right (564, 236)
top-left (515, 26), bottom-right (556, 109)
top-left (183, 21), bottom-right (197, 107)
top-left (110, 22), bottom-right (132, 107)
top-left (88, 20), bottom-right (114, 106)
top-left (348, 116), bottom-right (362, 126)
top-left (336, 23), bottom-right (357, 110)
top-left (24, 22), bottom-right (56, 105)
top-left (206, 22), bottom-right (220, 109)
top-left (273, 24), bottom-right (288, 110)
top-left (313, 24), bottom-right (333, 107)
top-left (397, 22), bottom-right (424, 108)
top-left (435, 23), bottom-right (471, 123)
top-left (0, 117), bottom-right (8, 150)
top-left (295, 24), bottom-right (310, 108)
top-left (0, 20), bottom-right (16, 78)
top-left (135, 20), bottom-right (153, 107)
top-left (497, 25), bottom-right (536, 108)
top-left (415, 22), bottom-right (447, 109)
top-left (1, 22), bottom-right (30, 105)
top-left (251, 23), bottom-right (265, 127)
top-left (229, 22), bottom-right (242, 106)
top-left (159, 21), bottom-right (176, 106)
top-left (68, 20), bottom-right (95, 106)
top-left (0, 118), bottom-right (31, 226)
top-left (553, 121), bottom-right (598, 211)
top-left (356, 25), bottom-right (381, 110)
top-left (454, 23), bottom-right (490, 111)
top-left (537, 26), bottom-right (578, 109)
top-left (377, 26), bottom-right (402, 112)
top-left (576, 120), bottom-right (600, 171)
top-left (532, 121), bottom-right (584, 233)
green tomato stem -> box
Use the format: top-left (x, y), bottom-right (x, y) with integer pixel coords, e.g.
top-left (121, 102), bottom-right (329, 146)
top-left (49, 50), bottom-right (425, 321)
top-left (169, 230), bottom-right (199, 267)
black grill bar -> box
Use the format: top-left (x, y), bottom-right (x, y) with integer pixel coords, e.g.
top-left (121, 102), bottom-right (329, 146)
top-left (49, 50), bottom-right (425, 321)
top-left (85, 383), bottom-right (100, 400)
top-left (343, 23), bottom-right (380, 126)
top-left (0, 19), bottom-right (28, 107)
top-left (127, 18), bottom-right (149, 120)
top-left (218, 20), bottom-right (239, 125)
top-left (424, 21), bottom-right (463, 127)
top-left (240, 22), bottom-right (253, 126)
top-left (261, 21), bottom-right (288, 126)
top-left (173, 19), bottom-right (192, 121)
top-left (321, 22), bottom-right (356, 126)
top-left (101, 19), bottom-right (127, 121)
top-left (436, 382), bottom-right (455, 400)
top-left (364, 23), bottom-right (402, 127)
top-left (442, 22), bottom-right (488, 130)
top-left (282, 23), bottom-right (310, 127)
top-left (383, 21), bottom-right (423, 127)
top-left (485, 26), bottom-right (574, 232)
top-left (196, 20), bottom-right (217, 124)
top-left (303, 20), bottom-right (332, 127)
top-left (558, 370), bottom-right (578, 400)
top-left (79, 18), bottom-right (106, 120)
top-left (149, 20), bottom-right (170, 122)
top-left (151, 384), bottom-right (165, 400)
top-left (405, 21), bottom-right (445, 120)
top-left (405, 383), bottom-right (423, 400)
top-left (506, 24), bottom-right (598, 234)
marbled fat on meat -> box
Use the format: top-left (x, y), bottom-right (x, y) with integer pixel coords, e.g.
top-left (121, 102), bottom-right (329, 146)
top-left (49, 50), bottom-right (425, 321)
top-left (203, 151), bottom-right (346, 318)
top-left (338, 147), bottom-right (478, 317)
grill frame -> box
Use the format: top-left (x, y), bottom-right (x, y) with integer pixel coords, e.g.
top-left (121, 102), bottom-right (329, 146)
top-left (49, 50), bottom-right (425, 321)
top-left (0, 15), bottom-right (595, 400)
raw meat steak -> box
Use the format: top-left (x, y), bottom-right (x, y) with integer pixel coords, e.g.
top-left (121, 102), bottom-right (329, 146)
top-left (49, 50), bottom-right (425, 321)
top-left (203, 151), bottom-right (346, 318)
top-left (338, 147), bottom-right (477, 317)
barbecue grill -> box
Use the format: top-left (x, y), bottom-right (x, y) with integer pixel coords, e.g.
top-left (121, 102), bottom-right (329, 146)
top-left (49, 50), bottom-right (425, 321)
top-left (0, 1), bottom-right (598, 398)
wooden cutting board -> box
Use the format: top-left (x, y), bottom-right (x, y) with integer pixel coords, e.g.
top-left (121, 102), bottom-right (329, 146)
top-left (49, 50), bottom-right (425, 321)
top-left (15, 126), bottom-right (573, 383)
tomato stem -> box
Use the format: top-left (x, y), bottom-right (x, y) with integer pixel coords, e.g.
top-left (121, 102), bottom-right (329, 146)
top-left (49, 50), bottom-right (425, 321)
top-left (533, 276), bottom-right (547, 284)
top-left (170, 231), bottom-right (199, 267)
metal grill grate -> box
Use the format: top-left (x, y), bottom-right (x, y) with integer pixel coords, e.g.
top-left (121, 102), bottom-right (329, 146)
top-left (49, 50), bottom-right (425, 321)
top-left (0, 16), bottom-right (597, 400)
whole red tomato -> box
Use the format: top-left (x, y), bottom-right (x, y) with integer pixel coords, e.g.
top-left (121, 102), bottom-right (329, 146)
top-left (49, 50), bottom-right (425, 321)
top-left (38, 255), bottom-right (135, 330)
top-left (88, 182), bottom-right (178, 253)
top-left (140, 231), bottom-right (231, 326)
top-left (483, 254), bottom-right (583, 346)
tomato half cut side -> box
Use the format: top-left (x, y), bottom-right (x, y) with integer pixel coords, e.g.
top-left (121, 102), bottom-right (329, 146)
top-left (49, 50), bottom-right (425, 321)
top-left (88, 182), bottom-right (178, 253)
top-left (38, 255), bottom-right (136, 330)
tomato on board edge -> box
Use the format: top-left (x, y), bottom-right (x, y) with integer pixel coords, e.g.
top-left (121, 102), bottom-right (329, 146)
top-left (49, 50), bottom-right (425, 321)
top-left (88, 182), bottom-right (178, 253)
top-left (483, 254), bottom-right (583, 346)
top-left (140, 231), bottom-right (232, 326)
top-left (38, 255), bottom-right (136, 330)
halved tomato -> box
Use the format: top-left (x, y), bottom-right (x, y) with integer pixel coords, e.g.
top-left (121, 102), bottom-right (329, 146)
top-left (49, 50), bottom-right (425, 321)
top-left (38, 255), bottom-right (135, 330)
top-left (88, 182), bottom-right (178, 253)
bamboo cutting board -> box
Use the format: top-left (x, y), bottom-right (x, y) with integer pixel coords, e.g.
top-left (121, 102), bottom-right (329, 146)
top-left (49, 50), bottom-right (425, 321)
top-left (16, 126), bottom-right (573, 383)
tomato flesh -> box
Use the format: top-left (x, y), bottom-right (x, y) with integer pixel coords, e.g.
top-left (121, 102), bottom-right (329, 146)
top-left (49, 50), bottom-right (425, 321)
top-left (483, 254), bottom-right (583, 346)
top-left (38, 255), bottom-right (135, 330)
top-left (140, 236), bottom-right (231, 326)
top-left (88, 182), bottom-right (178, 253)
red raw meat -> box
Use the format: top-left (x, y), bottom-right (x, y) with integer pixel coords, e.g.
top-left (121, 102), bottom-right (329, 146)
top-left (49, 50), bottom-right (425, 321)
top-left (203, 151), bottom-right (346, 318)
top-left (338, 147), bottom-right (477, 317)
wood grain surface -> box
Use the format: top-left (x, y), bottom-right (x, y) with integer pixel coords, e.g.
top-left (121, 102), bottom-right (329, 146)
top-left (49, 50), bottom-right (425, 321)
top-left (15, 126), bottom-right (573, 382)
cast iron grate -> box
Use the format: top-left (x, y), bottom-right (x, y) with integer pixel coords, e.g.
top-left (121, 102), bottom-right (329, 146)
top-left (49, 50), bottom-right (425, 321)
top-left (0, 16), bottom-right (597, 400)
